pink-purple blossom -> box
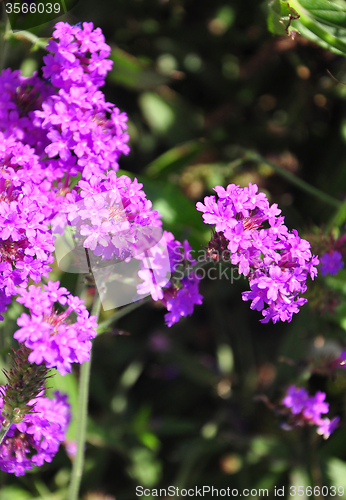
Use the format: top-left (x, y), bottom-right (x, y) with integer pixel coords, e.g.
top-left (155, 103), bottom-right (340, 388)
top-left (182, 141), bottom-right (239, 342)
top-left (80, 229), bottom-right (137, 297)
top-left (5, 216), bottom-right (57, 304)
top-left (197, 183), bottom-right (319, 323)
top-left (0, 391), bottom-right (70, 476)
top-left (14, 282), bottom-right (98, 375)
top-left (282, 385), bottom-right (339, 439)
top-left (320, 250), bottom-right (344, 276)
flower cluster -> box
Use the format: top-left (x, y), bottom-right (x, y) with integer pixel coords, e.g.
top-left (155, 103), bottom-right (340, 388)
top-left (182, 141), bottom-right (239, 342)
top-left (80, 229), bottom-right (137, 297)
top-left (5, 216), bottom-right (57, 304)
top-left (138, 231), bottom-right (203, 326)
top-left (58, 170), bottom-right (202, 325)
top-left (59, 171), bottom-right (162, 260)
top-left (0, 137), bottom-right (56, 301)
top-left (36, 22), bottom-right (130, 180)
top-left (0, 19), bottom-right (204, 480)
top-left (197, 183), bottom-right (319, 323)
top-left (13, 281), bottom-right (98, 376)
top-left (282, 385), bottom-right (339, 439)
top-left (0, 391), bottom-right (70, 476)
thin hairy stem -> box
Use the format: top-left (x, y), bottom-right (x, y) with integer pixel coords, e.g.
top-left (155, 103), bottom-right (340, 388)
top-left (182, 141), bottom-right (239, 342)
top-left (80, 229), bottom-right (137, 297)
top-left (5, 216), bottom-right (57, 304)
top-left (67, 294), bottom-right (101, 500)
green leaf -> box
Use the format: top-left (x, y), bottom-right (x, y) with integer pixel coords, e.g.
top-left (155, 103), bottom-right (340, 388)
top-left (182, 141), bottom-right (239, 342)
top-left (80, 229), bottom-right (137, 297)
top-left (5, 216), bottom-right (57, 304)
top-left (299, 0), bottom-right (346, 29)
top-left (139, 91), bottom-right (202, 145)
top-left (109, 48), bottom-right (169, 91)
top-left (267, 0), bottom-right (299, 36)
top-left (327, 458), bottom-right (346, 490)
top-left (46, 371), bottom-right (79, 443)
top-left (0, 486), bottom-right (33, 500)
top-left (284, 0), bottom-right (346, 55)
top-left (145, 140), bottom-right (205, 179)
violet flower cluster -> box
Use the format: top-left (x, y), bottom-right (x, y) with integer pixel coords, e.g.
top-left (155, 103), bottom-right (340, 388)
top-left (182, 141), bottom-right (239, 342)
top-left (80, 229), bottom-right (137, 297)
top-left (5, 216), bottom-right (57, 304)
top-left (282, 385), bottom-right (339, 439)
top-left (0, 391), bottom-right (70, 476)
top-left (59, 171), bottom-right (203, 326)
top-left (197, 183), bottom-right (319, 323)
top-left (137, 231), bottom-right (203, 326)
top-left (37, 22), bottom-right (130, 179)
top-left (14, 281), bottom-right (98, 376)
top-left (59, 171), bottom-right (162, 260)
top-left (0, 21), bottom-right (133, 473)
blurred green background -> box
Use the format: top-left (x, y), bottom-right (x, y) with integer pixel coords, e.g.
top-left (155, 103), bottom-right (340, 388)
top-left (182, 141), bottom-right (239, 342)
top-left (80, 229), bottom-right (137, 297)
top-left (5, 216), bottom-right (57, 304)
top-left (3, 0), bottom-right (346, 499)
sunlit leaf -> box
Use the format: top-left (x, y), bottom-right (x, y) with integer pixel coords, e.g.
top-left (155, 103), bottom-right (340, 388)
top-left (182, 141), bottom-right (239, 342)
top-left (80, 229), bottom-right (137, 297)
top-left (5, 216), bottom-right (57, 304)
top-left (267, 0), bottom-right (299, 36)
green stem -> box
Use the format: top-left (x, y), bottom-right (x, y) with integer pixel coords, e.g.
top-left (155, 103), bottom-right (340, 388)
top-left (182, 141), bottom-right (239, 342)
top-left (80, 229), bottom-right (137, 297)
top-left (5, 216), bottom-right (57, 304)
top-left (242, 150), bottom-right (341, 209)
top-left (10, 30), bottom-right (49, 50)
top-left (67, 295), bottom-right (101, 500)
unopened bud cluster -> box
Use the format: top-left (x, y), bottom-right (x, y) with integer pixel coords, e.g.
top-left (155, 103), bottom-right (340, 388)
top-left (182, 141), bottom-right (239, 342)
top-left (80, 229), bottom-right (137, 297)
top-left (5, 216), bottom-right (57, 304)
top-left (1, 345), bottom-right (49, 426)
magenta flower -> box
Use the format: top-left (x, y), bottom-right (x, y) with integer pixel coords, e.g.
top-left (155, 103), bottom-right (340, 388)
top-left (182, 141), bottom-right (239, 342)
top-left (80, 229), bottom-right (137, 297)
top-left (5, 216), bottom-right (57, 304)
top-left (320, 250), bottom-right (344, 276)
top-left (0, 391), bottom-right (70, 476)
top-left (281, 385), bottom-right (339, 439)
top-left (14, 282), bottom-right (98, 375)
top-left (197, 183), bottom-right (319, 323)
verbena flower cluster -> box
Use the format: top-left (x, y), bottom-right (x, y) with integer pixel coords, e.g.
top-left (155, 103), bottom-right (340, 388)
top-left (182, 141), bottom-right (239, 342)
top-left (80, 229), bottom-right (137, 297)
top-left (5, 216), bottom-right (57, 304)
top-left (0, 21), bottom-right (132, 473)
top-left (0, 20), bottom-right (204, 476)
top-left (59, 171), bottom-right (161, 260)
top-left (282, 385), bottom-right (339, 439)
top-left (0, 391), bottom-right (70, 476)
top-left (137, 231), bottom-right (203, 326)
top-left (197, 183), bottom-right (319, 323)
top-left (0, 18), bottom-right (330, 478)
top-left (14, 281), bottom-right (98, 376)
top-left (37, 22), bottom-right (130, 179)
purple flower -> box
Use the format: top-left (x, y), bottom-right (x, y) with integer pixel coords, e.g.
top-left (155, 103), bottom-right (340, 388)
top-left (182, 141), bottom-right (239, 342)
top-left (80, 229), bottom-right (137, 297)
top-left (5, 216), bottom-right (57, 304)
top-left (36, 22), bottom-right (129, 180)
top-left (316, 416), bottom-right (340, 439)
top-left (197, 183), bottom-right (319, 323)
top-left (0, 391), bottom-right (70, 476)
top-left (281, 385), bottom-right (338, 439)
top-left (0, 141), bottom-right (59, 303)
top-left (302, 391), bottom-right (329, 422)
top-left (163, 275), bottom-right (203, 327)
top-left (14, 281), bottom-right (98, 375)
top-left (137, 231), bottom-right (203, 326)
top-left (282, 385), bottom-right (308, 414)
top-left (320, 250), bottom-right (344, 276)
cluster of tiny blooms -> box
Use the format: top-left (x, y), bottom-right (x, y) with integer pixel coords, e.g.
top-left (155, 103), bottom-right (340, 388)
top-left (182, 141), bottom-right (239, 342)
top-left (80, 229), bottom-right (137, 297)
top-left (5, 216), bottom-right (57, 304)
top-left (0, 21), bottom-right (129, 315)
top-left (13, 281), bottom-right (98, 376)
top-left (59, 171), bottom-right (203, 326)
top-left (282, 385), bottom-right (339, 439)
top-left (36, 22), bottom-right (130, 179)
top-left (59, 171), bottom-right (162, 260)
top-left (0, 134), bottom-right (56, 314)
top-left (138, 231), bottom-right (203, 326)
top-left (196, 183), bottom-right (319, 323)
top-left (319, 250), bottom-right (344, 276)
top-left (0, 391), bottom-right (70, 476)
top-left (0, 19), bottom-right (204, 478)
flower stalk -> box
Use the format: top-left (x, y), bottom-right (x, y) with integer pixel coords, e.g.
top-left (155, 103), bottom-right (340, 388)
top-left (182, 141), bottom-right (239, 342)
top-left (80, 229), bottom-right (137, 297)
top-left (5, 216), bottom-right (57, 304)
top-left (67, 293), bottom-right (101, 500)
